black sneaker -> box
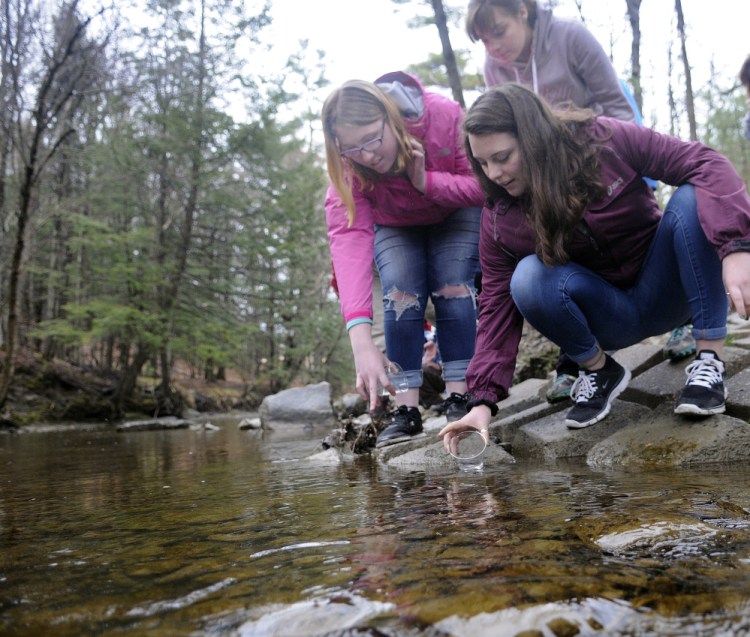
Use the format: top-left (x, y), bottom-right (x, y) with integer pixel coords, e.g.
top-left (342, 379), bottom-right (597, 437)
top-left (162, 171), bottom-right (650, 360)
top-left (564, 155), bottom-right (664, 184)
top-left (564, 354), bottom-right (631, 429)
top-left (375, 406), bottom-right (423, 448)
top-left (674, 350), bottom-right (727, 416)
top-left (443, 392), bottom-right (469, 423)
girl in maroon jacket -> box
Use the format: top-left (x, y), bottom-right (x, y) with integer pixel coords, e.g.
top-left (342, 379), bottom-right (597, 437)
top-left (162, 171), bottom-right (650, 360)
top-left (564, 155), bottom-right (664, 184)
top-left (440, 84), bottom-right (750, 449)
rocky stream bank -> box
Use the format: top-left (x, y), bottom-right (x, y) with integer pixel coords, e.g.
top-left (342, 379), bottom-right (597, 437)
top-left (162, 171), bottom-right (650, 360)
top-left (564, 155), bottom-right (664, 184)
top-left (259, 314), bottom-right (750, 470)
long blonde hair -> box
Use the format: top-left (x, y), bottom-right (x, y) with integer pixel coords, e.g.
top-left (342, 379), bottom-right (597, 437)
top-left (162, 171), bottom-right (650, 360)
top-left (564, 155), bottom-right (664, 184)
top-left (322, 79), bottom-right (417, 226)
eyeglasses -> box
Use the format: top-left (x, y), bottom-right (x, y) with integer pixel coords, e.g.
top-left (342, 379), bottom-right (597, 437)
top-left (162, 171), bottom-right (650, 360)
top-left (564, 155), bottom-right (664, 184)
top-left (339, 120), bottom-right (386, 158)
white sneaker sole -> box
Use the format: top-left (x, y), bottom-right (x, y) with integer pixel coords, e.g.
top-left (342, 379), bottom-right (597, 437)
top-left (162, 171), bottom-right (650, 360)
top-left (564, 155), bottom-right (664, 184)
top-left (565, 368), bottom-right (632, 429)
top-left (674, 388), bottom-right (728, 416)
top-left (674, 403), bottom-right (726, 416)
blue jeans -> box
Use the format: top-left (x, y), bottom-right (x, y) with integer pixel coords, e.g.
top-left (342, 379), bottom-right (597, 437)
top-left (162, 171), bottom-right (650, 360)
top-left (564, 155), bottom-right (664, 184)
top-left (510, 185), bottom-right (728, 365)
top-left (374, 207), bottom-right (481, 386)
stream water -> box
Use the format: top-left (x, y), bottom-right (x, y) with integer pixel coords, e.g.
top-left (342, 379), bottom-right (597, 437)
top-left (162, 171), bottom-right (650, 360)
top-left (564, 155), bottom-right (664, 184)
top-left (3, 414), bottom-right (750, 636)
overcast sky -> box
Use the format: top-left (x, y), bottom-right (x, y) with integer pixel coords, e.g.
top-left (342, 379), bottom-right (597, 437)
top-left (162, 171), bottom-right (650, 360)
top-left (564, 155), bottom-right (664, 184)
top-left (259, 0), bottom-right (750, 131)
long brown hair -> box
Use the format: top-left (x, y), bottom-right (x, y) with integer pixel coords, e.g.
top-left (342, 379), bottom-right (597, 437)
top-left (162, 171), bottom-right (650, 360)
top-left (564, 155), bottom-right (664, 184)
top-left (322, 80), bottom-right (417, 226)
top-left (463, 83), bottom-right (606, 266)
top-left (740, 54), bottom-right (750, 88)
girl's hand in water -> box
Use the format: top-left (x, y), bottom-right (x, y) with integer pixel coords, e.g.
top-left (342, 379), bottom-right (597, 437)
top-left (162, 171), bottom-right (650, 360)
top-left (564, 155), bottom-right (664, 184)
top-left (348, 323), bottom-right (390, 412)
top-left (354, 352), bottom-right (391, 413)
top-left (438, 404), bottom-right (491, 453)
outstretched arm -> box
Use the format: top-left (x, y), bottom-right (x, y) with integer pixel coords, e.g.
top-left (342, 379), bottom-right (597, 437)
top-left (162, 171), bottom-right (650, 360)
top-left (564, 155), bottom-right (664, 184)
top-left (438, 405), bottom-right (492, 451)
top-left (348, 323), bottom-right (393, 412)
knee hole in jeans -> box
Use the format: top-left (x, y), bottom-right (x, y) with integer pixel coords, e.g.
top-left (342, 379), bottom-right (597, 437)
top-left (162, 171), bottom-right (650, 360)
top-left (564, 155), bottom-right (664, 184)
top-left (385, 288), bottom-right (421, 320)
top-left (434, 283), bottom-right (473, 299)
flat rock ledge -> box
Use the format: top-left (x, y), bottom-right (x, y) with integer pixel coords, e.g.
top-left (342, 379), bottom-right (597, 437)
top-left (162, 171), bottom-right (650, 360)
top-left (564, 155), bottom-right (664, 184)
top-left (313, 315), bottom-right (750, 470)
top-left (117, 416), bottom-right (191, 432)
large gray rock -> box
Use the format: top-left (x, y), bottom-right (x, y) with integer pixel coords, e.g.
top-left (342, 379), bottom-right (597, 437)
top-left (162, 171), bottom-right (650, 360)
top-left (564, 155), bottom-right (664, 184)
top-left (727, 366), bottom-right (750, 420)
top-left (512, 400), bottom-right (652, 461)
top-left (587, 404), bottom-right (750, 467)
top-left (332, 392), bottom-right (367, 417)
top-left (259, 382), bottom-right (335, 426)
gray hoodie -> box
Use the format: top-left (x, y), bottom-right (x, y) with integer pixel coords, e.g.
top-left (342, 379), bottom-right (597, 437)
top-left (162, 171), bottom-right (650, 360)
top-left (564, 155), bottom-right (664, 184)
top-left (483, 6), bottom-right (634, 121)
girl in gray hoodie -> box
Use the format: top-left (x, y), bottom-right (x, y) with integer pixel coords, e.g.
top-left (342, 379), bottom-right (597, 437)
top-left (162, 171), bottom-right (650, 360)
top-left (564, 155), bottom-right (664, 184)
top-left (465, 0), bottom-right (695, 396)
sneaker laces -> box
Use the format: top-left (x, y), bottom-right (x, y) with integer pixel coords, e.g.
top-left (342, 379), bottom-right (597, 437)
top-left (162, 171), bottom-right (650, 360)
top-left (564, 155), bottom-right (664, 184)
top-left (570, 372), bottom-right (597, 403)
top-left (446, 392), bottom-right (467, 405)
top-left (684, 357), bottom-right (724, 388)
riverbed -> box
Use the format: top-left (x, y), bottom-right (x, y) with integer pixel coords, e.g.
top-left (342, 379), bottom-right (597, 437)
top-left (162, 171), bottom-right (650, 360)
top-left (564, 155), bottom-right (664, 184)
top-left (2, 414), bottom-right (750, 636)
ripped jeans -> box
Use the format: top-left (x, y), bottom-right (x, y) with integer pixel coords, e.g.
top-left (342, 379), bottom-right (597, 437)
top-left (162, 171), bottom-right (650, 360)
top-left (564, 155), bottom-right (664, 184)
top-left (374, 207), bottom-right (481, 387)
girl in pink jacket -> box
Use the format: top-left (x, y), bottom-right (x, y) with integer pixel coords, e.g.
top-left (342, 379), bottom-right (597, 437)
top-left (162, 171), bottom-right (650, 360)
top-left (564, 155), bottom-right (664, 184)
top-left (322, 71), bottom-right (484, 448)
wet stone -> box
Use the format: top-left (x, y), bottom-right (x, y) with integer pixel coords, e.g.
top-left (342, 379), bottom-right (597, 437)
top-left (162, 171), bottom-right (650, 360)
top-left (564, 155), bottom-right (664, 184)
top-left (726, 365), bottom-right (750, 420)
top-left (116, 417), bottom-right (190, 432)
top-left (512, 400), bottom-right (651, 461)
top-left (587, 404), bottom-right (750, 467)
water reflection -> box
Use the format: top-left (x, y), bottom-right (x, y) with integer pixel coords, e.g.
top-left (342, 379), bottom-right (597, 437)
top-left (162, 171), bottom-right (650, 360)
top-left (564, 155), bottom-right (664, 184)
top-left (2, 420), bottom-right (750, 635)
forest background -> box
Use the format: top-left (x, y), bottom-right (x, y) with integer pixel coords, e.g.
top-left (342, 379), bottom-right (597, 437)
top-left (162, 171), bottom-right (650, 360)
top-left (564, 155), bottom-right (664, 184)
top-left (0, 0), bottom-right (748, 423)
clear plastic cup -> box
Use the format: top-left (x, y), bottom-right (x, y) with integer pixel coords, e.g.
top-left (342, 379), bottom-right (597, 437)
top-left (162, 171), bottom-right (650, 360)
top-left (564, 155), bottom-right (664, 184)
top-left (378, 361), bottom-right (408, 396)
top-left (448, 430), bottom-right (487, 472)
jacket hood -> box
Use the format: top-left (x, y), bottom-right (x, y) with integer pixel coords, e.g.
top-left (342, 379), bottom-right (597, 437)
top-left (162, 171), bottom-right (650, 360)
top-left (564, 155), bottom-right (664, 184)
top-left (375, 71), bottom-right (426, 120)
top-left (532, 6), bottom-right (559, 65)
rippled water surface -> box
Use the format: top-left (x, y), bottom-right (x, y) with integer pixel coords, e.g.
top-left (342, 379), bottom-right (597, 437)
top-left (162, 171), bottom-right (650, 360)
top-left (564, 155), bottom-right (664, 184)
top-left (3, 416), bottom-right (750, 636)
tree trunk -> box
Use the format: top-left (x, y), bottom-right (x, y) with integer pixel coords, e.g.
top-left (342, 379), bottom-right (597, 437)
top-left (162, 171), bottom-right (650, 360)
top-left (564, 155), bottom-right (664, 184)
top-left (674, 0), bottom-right (697, 140)
top-left (152, 0), bottom-right (208, 412)
top-left (112, 343), bottom-right (151, 418)
top-left (625, 0), bottom-right (643, 113)
top-left (429, 0), bottom-right (464, 107)
top-left (0, 163), bottom-right (34, 407)
top-left (0, 3), bottom-right (101, 407)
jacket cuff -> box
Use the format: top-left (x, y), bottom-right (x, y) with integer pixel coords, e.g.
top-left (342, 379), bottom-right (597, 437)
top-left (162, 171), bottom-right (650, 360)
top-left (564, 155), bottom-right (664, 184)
top-left (466, 397), bottom-right (499, 417)
top-left (346, 317), bottom-right (373, 331)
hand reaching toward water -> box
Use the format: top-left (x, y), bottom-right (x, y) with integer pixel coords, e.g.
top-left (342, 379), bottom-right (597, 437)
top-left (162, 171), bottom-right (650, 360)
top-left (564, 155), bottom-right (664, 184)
top-left (438, 404), bottom-right (491, 454)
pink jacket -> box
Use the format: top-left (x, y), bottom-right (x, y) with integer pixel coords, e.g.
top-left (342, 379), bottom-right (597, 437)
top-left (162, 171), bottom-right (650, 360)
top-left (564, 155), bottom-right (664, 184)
top-left (325, 71), bottom-right (484, 329)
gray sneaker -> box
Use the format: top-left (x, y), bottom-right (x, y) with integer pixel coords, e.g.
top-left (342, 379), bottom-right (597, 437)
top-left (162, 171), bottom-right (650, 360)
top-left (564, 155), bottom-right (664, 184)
top-left (663, 325), bottom-right (697, 361)
top-left (546, 373), bottom-right (576, 403)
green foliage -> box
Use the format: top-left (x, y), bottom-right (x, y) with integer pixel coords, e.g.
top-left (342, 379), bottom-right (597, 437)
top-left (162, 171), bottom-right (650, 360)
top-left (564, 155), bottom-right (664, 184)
top-left (9, 0), bottom-right (750, 415)
top-left (700, 83), bottom-right (750, 185)
top-left (8, 0), bottom-right (353, 407)
top-left (407, 51), bottom-right (484, 92)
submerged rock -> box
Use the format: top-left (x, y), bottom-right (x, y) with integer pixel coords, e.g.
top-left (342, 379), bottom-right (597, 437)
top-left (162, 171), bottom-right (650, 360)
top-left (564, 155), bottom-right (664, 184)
top-left (238, 416), bottom-right (262, 430)
top-left (116, 417), bottom-right (190, 432)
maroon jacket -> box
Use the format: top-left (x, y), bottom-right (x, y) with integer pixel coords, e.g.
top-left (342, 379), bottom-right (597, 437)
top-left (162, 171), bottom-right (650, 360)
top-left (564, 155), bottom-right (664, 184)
top-left (467, 116), bottom-right (750, 405)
